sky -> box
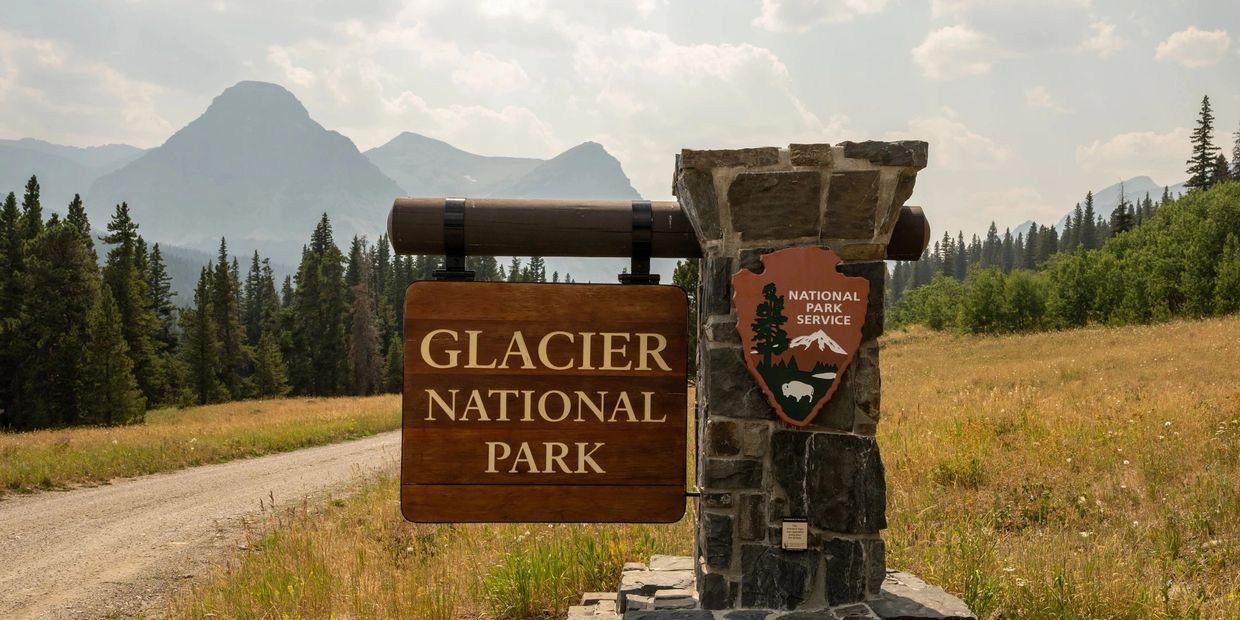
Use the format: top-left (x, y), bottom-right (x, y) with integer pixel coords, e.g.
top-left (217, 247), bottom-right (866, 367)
top-left (2, 0), bottom-right (1238, 236)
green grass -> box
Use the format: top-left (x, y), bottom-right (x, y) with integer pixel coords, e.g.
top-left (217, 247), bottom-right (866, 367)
top-left (0, 395), bottom-right (400, 495)
top-left (171, 316), bottom-right (1240, 618)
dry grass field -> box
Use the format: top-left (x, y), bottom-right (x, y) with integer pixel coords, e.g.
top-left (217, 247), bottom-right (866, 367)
top-left (0, 395), bottom-right (400, 495)
top-left (170, 317), bottom-right (1240, 619)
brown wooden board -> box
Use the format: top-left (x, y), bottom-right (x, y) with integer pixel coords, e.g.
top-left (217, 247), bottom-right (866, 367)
top-left (402, 281), bottom-right (688, 523)
top-left (732, 248), bottom-right (869, 427)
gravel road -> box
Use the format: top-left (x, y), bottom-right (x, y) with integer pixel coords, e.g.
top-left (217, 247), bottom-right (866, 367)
top-left (0, 430), bottom-right (400, 619)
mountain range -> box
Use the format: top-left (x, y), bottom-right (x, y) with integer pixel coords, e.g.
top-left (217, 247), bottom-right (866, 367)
top-left (1012, 176), bottom-right (1187, 239)
top-left (0, 81), bottom-right (642, 296)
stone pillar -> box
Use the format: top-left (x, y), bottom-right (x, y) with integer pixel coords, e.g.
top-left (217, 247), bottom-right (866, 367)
top-left (676, 142), bottom-right (927, 612)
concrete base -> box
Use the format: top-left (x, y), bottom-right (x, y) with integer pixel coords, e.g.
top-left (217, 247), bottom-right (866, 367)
top-left (569, 556), bottom-right (975, 620)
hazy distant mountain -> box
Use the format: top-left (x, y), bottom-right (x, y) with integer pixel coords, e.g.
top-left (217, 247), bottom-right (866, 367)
top-left (483, 142), bottom-right (641, 200)
top-left (1013, 176), bottom-right (1188, 236)
top-left (364, 132), bottom-right (542, 196)
top-left (8, 79), bottom-right (650, 288)
top-left (0, 139), bottom-right (143, 210)
top-left (87, 81), bottom-right (404, 264)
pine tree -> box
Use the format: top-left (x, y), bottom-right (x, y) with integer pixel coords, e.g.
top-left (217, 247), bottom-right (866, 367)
top-left (672, 259), bottom-right (700, 377)
top-left (1232, 121), bottom-right (1240, 180)
top-left (1212, 153), bottom-right (1232, 185)
top-left (78, 288), bottom-right (145, 425)
top-left (1110, 201), bottom-right (1134, 235)
top-left (507, 257), bottom-right (523, 282)
top-left (751, 283), bottom-right (789, 368)
top-left (1186, 95), bottom-right (1220, 190)
top-left (290, 214), bottom-right (349, 395)
top-left (381, 334), bottom-right (404, 394)
top-left (1038, 226), bottom-right (1059, 266)
top-left (954, 232), bottom-right (968, 279)
top-left (180, 269), bottom-right (225, 405)
top-left (253, 331), bottom-right (290, 398)
top-left (981, 223), bottom-right (1000, 269)
top-left (19, 175), bottom-right (43, 242)
top-left (101, 202), bottom-right (165, 407)
top-left (147, 243), bottom-right (177, 353)
top-left (15, 222), bottom-right (101, 428)
top-left (1081, 192), bottom-right (1097, 249)
top-left (210, 239), bottom-right (252, 399)
top-left (0, 192), bottom-right (21, 428)
top-left (528, 256), bottom-right (547, 282)
top-left (1001, 228), bottom-right (1014, 273)
top-left (348, 251), bottom-right (381, 395)
top-left (65, 194), bottom-right (95, 258)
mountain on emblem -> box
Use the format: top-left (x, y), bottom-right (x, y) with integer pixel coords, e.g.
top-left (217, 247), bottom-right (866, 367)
top-left (790, 329), bottom-right (846, 354)
top-left (732, 247), bottom-right (869, 427)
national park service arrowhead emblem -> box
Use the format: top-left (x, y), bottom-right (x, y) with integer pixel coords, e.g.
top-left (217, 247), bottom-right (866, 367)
top-left (733, 247), bottom-right (869, 427)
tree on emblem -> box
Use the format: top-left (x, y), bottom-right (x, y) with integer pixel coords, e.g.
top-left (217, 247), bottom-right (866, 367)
top-left (751, 282), bottom-right (790, 368)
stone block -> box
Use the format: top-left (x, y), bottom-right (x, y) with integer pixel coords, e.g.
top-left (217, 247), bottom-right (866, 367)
top-left (806, 434), bottom-right (886, 534)
top-left (704, 458), bottom-right (763, 489)
top-left (790, 143), bottom-right (833, 166)
top-left (699, 571), bottom-right (734, 610)
top-left (838, 141), bottom-right (928, 168)
top-left (837, 261), bottom-right (886, 341)
top-left (834, 603), bottom-right (879, 619)
top-left (823, 538), bottom-right (866, 606)
top-left (724, 611), bottom-right (771, 620)
top-left (625, 611), bottom-right (715, 620)
top-left (627, 595), bottom-right (654, 611)
top-left (863, 539), bottom-right (886, 597)
top-left (805, 366), bottom-right (855, 432)
top-left (681, 147), bottom-right (780, 170)
top-left (770, 430), bottom-right (809, 511)
top-left (780, 612), bottom-right (840, 619)
top-left (708, 420), bottom-right (741, 456)
top-left (625, 562), bottom-right (649, 572)
top-left (703, 257), bottom-right (736, 317)
top-left (703, 492), bottom-right (733, 508)
top-left (583, 592), bottom-right (620, 605)
top-left (740, 422), bottom-right (770, 458)
top-left (705, 512), bottom-right (734, 568)
top-left (706, 316), bottom-right (741, 345)
top-left (621, 571), bottom-right (696, 612)
top-left (740, 544), bottom-right (819, 610)
top-left (677, 169), bottom-right (722, 240)
top-left (737, 246), bottom-right (775, 274)
top-left (653, 589), bottom-right (697, 609)
top-left (825, 171), bottom-right (880, 240)
top-left (892, 172), bottom-right (917, 211)
top-left (705, 347), bottom-right (773, 420)
top-left (850, 342), bottom-right (881, 424)
top-left (728, 171), bottom-right (822, 241)
top-left (737, 493), bottom-right (766, 541)
top-left (650, 555), bottom-right (694, 571)
top-left (869, 572), bottom-right (976, 619)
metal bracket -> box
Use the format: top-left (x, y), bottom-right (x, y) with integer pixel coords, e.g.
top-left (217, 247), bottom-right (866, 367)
top-left (432, 198), bottom-right (475, 281)
top-left (619, 200), bottom-right (660, 285)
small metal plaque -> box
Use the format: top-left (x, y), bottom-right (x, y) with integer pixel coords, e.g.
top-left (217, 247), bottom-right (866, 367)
top-left (781, 519), bottom-right (808, 551)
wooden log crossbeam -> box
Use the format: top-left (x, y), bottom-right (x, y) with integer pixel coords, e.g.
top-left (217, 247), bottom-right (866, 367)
top-left (387, 197), bottom-right (930, 261)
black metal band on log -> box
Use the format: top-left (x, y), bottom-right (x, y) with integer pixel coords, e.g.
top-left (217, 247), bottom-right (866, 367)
top-left (388, 197), bottom-right (930, 261)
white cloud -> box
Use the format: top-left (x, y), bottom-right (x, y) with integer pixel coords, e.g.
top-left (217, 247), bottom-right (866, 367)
top-left (569, 28), bottom-right (852, 198)
top-left (0, 29), bottom-right (173, 147)
top-left (1079, 19), bottom-right (1123, 57)
top-left (267, 46), bottom-right (316, 87)
top-left (885, 108), bottom-right (1010, 170)
top-left (930, 0), bottom-right (1090, 19)
top-left (912, 25), bottom-right (1002, 80)
top-left (753, 0), bottom-right (888, 32)
top-left (1026, 86), bottom-right (1071, 113)
top-left (1155, 26), bottom-right (1231, 68)
top-left (450, 51), bottom-right (531, 92)
top-left (1075, 128), bottom-right (1192, 183)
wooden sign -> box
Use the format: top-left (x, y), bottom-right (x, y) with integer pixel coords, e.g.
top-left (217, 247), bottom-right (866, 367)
top-left (732, 248), bottom-right (868, 427)
top-left (401, 282), bottom-right (688, 523)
